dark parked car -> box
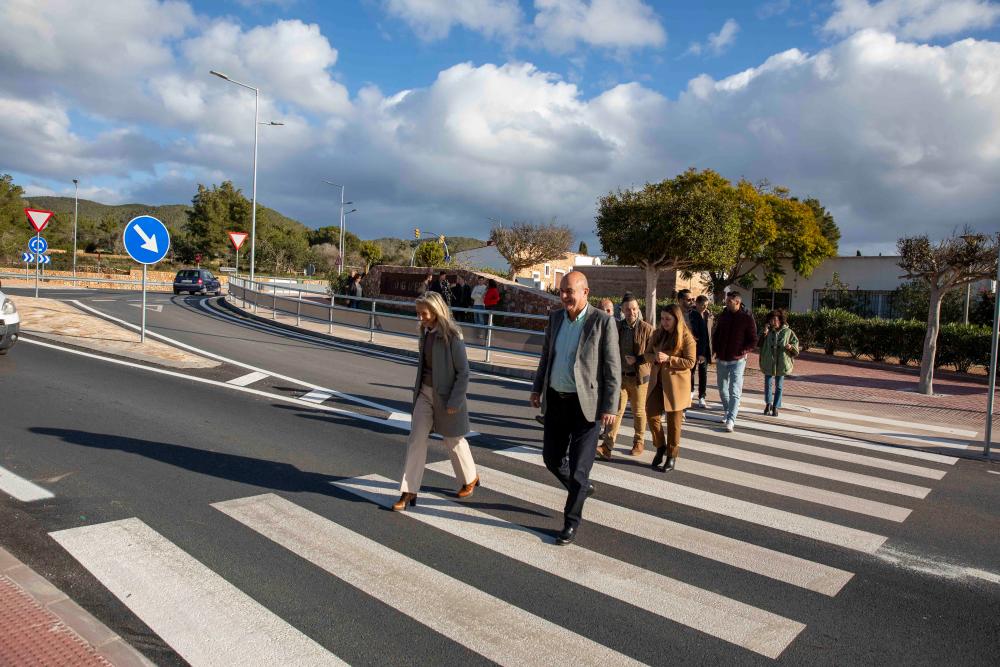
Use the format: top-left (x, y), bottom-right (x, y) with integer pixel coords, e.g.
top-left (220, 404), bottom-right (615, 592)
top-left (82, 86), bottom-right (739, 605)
top-left (173, 269), bottom-right (222, 296)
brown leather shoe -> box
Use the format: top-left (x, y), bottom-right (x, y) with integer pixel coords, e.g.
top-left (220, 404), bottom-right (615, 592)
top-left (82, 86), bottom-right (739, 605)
top-left (596, 443), bottom-right (613, 461)
top-left (457, 477), bottom-right (480, 498)
top-left (392, 492), bottom-right (417, 511)
top-left (630, 442), bottom-right (644, 456)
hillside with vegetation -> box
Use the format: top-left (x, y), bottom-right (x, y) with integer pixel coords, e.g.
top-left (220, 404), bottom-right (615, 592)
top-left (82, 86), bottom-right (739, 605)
top-left (0, 174), bottom-right (484, 276)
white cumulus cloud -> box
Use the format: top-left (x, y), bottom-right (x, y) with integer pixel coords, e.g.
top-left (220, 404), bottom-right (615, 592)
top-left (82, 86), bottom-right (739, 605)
top-left (824, 0), bottom-right (1000, 40)
top-left (382, 0), bottom-right (523, 41)
top-left (533, 0), bottom-right (667, 53)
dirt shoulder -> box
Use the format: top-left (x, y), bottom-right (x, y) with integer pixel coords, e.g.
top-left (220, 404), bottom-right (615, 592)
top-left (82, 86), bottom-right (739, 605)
top-left (14, 297), bottom-right (219, 369)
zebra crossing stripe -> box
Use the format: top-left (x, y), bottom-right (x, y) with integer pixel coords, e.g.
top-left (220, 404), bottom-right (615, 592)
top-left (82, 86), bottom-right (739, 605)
top-left (0, 464), bottom-right (54, 502)
top-left (682, 424), bottom-right (949, 480)
top-left (685, 412), bottom-right (959, 465)
top-left (497, 447), bottom-right (888, 554)
top-left (752, 411), bottom-right (972, 450)
top-left (213, 493), bottom-right (647, 667)
top-left (50, 518), bottom-right (344, 666)
top-left (632, 439), bottom-right (932, 499)
top-left (227, 371), bottom-right (269, 387)
top-left (737, 397), bottom-right (977, 438)
top-left (426, 462), bottom-right (853, 596)
top-left (333, 474), bottom-right (807, 660)
top-left (300, 389), bottom-right (335, 404)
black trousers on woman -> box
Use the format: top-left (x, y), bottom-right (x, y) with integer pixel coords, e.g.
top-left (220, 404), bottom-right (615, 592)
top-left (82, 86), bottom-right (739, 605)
top-left (542, 389), bottom-right (600, 531)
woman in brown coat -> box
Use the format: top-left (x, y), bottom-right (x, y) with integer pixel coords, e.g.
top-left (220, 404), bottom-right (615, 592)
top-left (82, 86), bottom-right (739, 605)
top-left (644, 303), bottom-right (697, 472)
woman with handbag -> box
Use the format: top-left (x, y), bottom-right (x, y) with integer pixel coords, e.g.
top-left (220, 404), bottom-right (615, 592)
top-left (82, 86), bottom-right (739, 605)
top-left (644, 303), bottom-right (697, 472)
top-left (758, 309), bottom-right (800, 417)
top-left (393, 291), bottom-right (479, 511)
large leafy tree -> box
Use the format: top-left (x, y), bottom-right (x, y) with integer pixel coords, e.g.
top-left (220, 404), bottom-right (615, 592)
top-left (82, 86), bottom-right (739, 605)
top-left (184, 181), bottom-right (251, 259)
top-left (597, 168), bottom-right (740, 321)
top-left (358, 240), bottom-right (383, 270)
top-left (703, 182), bottom-right (838, 303)
top-left (0, 174), bottom-right (26, 263)
top-left (414, 240), bottom-right (445, 267)
top-left (489, 220), bottom-right (573, 279)
top-left (898, 231), bottom-right (999, 394)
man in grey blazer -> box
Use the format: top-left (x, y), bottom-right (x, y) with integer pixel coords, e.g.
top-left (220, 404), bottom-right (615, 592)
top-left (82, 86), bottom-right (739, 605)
top-left (530, 271), bottom-right (621, 545)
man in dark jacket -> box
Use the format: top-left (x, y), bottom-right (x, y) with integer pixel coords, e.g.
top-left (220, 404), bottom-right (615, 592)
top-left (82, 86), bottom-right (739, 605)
top-left (453, 275), bottom-right (472, 321)
top-left (711, 291), bottom-right (757, 432)
top-left (430, 271), bottom-right (453, 307)
top-left (679, 290), bottom-right (713, 409)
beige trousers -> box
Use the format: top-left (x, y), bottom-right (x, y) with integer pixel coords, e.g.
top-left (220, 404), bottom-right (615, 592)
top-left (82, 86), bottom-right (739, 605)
top-left (400, 385), bottom-right (477, 493)
top-left (604, 375), bottom-right (647, 447)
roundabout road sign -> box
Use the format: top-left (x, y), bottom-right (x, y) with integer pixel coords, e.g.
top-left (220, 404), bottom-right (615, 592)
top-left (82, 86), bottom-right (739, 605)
top-left (123, 215), bottom-right (170, 265)
top-left (28, 237), bottom-right (47, 254)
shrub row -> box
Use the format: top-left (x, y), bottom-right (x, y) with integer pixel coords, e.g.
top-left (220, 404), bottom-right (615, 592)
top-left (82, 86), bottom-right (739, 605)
top-left (766, 308), bottom-right (993, 372)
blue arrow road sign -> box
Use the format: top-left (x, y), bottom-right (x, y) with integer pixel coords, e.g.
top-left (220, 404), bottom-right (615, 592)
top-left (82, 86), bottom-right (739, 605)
top-left (21, 252), bottom-right (31, 263)
top-left (28, 236), bottom-right (47, 254)
top-left (123, 215), bottom-right (170, 265)
top-left (36, 254), bottom-right (50, 265)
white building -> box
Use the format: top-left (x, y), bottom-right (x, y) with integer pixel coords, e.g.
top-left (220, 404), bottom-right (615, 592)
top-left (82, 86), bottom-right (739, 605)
top-left (451, 245), bottom-right (601, 291)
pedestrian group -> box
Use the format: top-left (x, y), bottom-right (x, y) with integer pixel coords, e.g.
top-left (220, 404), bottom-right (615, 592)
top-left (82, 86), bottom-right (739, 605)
top-left (391, 270), bottom-right (799, 545)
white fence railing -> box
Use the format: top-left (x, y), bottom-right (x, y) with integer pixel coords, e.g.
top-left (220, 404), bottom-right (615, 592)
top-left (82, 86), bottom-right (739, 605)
top-left (228, 276), bottom-right (547, 362)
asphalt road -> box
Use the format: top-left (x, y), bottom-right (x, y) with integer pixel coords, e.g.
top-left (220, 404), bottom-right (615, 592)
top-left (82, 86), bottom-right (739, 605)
top-left (1, 287), bottom-right (999, 666)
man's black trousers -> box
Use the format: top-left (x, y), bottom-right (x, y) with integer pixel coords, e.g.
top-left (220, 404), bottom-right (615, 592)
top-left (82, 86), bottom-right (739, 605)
top-left (542, 389), bottom-right (600, 531)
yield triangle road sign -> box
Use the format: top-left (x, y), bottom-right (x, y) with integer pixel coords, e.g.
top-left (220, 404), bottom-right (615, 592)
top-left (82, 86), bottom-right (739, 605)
top-left (24, 208), bottom-right (54, 233)
top-left (228, 231), bottom-right (248, 250)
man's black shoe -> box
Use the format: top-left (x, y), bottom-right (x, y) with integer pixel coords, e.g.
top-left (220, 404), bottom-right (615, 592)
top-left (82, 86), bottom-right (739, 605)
top-left (555, 526), bottom-right (577, 546)
top-left (587, 483), bottom-right (595, 497)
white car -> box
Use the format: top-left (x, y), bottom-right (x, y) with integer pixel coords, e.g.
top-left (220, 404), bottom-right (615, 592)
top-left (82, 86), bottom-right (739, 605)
top-left (0, 289), bottom-right (20, 355)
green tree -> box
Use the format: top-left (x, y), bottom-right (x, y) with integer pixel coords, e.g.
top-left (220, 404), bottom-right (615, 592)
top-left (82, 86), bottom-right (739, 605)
top-left (308, 226), bottom-right (361, 256)
top-left (578, 241), bottom-right (589, 255)
top-left (490, 220), bottom-right (573, 280)
top-left (0, 174), bottom-right (26, 263)
top-left (358, 240), bottom-right (383, 270)
top-left (898, 231), bottom-right (999, 394)
top-left (184, 181), bottom-right (251, 259)
top-left (414, 241), bottom-right (445, 267)
top-left (597, 168), bottom-right (740, 321)
top-left (255, 208), bottom-right (309, 275)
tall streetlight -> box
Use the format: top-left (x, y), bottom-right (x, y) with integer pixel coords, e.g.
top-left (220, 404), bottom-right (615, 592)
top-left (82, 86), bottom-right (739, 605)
top-left (210, 70), bottom-right (283, 285)
top-left (72, 179), bottom-right (79, 276)
top-left (322, 180), bottom-right (354, 275)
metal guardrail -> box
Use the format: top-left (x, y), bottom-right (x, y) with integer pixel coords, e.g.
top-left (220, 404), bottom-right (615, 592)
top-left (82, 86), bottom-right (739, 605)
top-left (229, 276), bottom-right (547, 362)
top-left (0, 272), bottom-right (174, 288)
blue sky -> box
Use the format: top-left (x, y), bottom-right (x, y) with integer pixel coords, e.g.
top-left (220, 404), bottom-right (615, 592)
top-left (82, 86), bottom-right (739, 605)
top-left (3, 0), bottom-right (1000, 254)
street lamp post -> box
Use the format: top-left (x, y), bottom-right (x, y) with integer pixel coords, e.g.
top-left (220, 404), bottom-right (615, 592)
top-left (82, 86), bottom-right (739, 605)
top-left (322, 181), bottom-right (355, 275)
top-left (210, 70), bottom-right (283, 286)
top-left (72, 179), bottom-right (79, 276)
top-left (984, 241), bottom-right (1000, 459)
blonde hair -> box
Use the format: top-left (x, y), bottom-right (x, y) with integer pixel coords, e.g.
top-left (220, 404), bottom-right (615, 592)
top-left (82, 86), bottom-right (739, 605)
top-left (415, 291), bottom-right (463, 343)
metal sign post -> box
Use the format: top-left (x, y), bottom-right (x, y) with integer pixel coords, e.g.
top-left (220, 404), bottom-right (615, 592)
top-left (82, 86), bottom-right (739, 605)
top-left (984, 243), bottom-right (1000, 460)
top-left (122, 215), bottom-right (170, 343)
top-left (34, 232), bottom-right (39, 298)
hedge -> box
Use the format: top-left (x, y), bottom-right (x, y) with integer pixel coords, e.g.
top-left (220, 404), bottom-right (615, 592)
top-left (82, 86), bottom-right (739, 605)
top-left (589, 298), bottom-right (993, 373)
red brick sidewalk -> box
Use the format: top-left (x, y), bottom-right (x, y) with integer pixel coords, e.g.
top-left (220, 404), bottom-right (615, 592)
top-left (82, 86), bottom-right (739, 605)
top-left (0, 549), bottom-right (152, 666)
top-left (737, 351), bottom-right (992, 432)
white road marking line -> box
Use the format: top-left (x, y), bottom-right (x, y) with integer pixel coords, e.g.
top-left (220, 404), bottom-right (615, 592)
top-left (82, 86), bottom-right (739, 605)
top-left (334, 474), bottom-right (806, 660)
top-left (663, 457), bottom-right (912, 521)
top-left (50, 518), bottom-right (344, 666)
top-left (21, 337), bottom-right (405, 431)
top-left (682, 424), bottom-right (949, 480)
top-left (90, 299), bottom-right (118, 302)
top-left (497, 447), bottom-right (888, 554)
top-left (215, 494), bottom-right (646, 667)
top-left (200, 298), bottom-right (533, 386)
top-left (300, 389), bottom-right (335, 404)
top-left (71, 300), bottom-right (409, 419)
top-left (686, 411), bottom-right (959, 465)
top-left (426, 462), bottom-right (852, 596)
top-left (127, 303), bottom-right (164, 312)
top-left (669, 439), bottom-right (932, 499)
top-left (988, 470), bottom-right (1000, 476)
top-left (227, 370), bottom-right (270, 387)
top-left (0, 464), bottom-right (54, 502)
top-left (748, 411), bottom-right (972, 450)
top-left (738, 397), bottom-right (978, 438)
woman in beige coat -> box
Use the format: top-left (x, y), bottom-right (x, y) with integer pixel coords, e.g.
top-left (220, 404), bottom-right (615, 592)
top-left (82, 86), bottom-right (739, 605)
top-left (393, 291), bottom-right (479, 511)
top-left (644, 303), bottom-right (697, 473)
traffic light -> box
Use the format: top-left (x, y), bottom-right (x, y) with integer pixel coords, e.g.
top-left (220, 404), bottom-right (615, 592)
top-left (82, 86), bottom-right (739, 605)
top-left (414, 228), bottom-right (420, 239)
top-left (439, 234), bottom-right (445, 244)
